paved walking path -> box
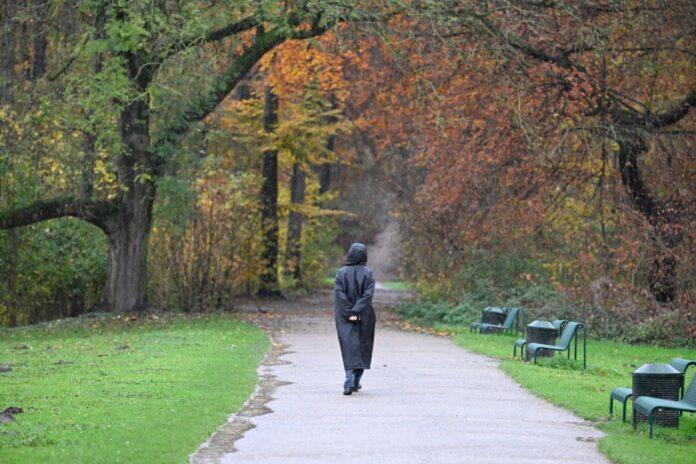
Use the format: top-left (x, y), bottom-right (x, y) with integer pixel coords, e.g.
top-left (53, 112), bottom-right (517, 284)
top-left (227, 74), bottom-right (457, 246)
top-left (191, 290), bottom-right (609, 464)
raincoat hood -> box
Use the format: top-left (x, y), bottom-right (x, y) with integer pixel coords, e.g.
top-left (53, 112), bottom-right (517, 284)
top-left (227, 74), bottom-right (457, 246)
top-left (345, 243), bottom-right (368, 265)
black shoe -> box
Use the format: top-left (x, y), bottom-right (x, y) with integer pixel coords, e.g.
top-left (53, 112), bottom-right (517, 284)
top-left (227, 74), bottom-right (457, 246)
top-left (355, 384), bottom-right (362, 391)
top-left (343, 387), bottom-right (354, 395)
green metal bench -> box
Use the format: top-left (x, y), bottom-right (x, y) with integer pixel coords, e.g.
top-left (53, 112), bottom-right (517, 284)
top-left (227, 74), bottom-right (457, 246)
top-left (670, 358), bottom-right (696, 396)
top-left (526, 321), bottom-right (586, 369)
top-left (609, 358), bottom-right (696, 423)
top-left (513, 337), bottom-right (526, 358)
top-left (477, 307), bottom-right (523, 335)
top-left (609, 387), bottom-right (633, 422)
top-left (552, 319), bottom-right (569, 333)
top-left (633, 371), bottom-right (696, 437)
top-left (513, 319), bottom-right (568, 359)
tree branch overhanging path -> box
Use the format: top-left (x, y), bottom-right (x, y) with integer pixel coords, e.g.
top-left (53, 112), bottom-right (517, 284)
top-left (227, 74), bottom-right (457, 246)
top-left (2, 1), bottom-right (695, 316)
top-left (408, 1), bottom-right (696, 303)
top-left (0, 1), bottom-right (385, 312)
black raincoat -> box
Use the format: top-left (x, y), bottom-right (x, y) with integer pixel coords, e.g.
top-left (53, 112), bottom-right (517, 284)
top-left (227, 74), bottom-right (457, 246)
top-left (334, 243), bottom-right (376, 370)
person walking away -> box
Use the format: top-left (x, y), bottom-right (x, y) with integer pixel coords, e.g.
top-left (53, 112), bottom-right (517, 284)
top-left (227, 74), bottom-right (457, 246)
top-left (334, 243), bottom-right (376, 395)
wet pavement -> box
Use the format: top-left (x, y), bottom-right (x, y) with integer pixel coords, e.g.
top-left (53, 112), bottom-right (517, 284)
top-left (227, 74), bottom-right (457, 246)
top-left (190, 289), bottom-right (609, 464)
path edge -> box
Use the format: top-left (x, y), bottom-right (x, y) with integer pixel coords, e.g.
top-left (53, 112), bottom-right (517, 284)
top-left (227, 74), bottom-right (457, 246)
top-left (189, 332), bottom-right (291, 464)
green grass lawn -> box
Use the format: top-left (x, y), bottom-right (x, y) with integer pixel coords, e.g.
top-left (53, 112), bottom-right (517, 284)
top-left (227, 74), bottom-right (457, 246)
top-left (0, 313), bottom-right (269, 463)
top-left (379, 281), bottom-right (414, 291)
top-left (439, 325), bottom-right (696, 464)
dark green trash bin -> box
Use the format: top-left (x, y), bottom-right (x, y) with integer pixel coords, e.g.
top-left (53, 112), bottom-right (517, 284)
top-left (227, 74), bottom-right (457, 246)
top-left (525, 320), bottom-right (557, 361)
top-left (633, 363), bottom-right (682, 426)
top-left (482, 307), bottom-right (506, 325)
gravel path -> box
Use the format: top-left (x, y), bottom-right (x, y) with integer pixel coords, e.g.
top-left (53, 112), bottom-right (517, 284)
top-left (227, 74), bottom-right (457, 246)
top-left (190, 289), bottom-right (610, 464)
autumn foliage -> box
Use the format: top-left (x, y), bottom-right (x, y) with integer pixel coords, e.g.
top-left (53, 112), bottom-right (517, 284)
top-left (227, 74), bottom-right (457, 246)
top-left (1, 2), bottom-right (695, 343)
top-left (336, 3), bottom-right (696, 343)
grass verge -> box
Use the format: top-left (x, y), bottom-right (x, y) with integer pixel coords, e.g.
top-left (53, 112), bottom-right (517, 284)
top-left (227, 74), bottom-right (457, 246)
top-left (437, 324), bottom-right (696, 464)
top-left (379, 281), bottom-right (414, 291)
top-left (322, 277), bottom-right (413, 291)
top-left (0, 313), bottom-right (269, 463)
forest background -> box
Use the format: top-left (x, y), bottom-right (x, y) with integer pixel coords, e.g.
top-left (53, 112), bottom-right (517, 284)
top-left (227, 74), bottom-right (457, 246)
top-left (0, 1), bottom-right (694, 347)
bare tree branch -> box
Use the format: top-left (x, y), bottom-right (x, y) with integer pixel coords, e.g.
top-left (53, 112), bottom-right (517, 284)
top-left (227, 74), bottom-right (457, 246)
top-left (609, 47), bottom-right (696, 59)
top-left (476, 11), bottom-right (696, 131)
top-left (166, 15), bottom-right (258, 58)
top-left (156, 19), bottom-right (329, 149)
top-left (476, 15), bottom-right (583, 71)
top-left (48, 33), bottom-right (90, 81)
top-left (650, 88), bottom-right (696, 128)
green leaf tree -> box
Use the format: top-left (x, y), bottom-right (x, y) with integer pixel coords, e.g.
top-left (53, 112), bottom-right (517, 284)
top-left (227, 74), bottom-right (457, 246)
top-left (0, 1), bottom-right (375, 312)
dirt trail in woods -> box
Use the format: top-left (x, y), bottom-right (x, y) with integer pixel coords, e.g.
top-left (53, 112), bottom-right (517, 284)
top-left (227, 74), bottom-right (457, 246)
top-left (190, 287), bottom-right (609, 464)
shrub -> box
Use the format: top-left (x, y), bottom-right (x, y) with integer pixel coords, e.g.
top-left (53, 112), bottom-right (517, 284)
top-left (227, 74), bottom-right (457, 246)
top-left (397, 248), bottom-right (695, 347)
top-left (149, 174), bottom-right (263, 312)
top-left (0, 219), bottom-right (106, 326)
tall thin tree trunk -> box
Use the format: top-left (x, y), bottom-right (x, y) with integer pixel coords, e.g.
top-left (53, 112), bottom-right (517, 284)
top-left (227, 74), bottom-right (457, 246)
top-left (1, 1), bottom-right (18, 323)
top-left (258, 86), bottom-right (281, 296)
top-left (30, 3), bottom-right (48, 81)
top-left (317, 100), bottom-right (338, 197)
top-left (0, 0), bottom-right (17, 104)
top-left (17, 1), bottom-right (29, 81)
top-left (233, 81), bottom-right (251, 172)
top-left (3, 229), bottom-right (20, 326)
top-left (285, 162), bottom-right (305, 282)
top-left (317, 133), bottom-right (334, 196)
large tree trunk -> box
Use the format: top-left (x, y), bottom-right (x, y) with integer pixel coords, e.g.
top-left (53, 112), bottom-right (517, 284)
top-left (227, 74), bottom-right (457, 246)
top-left (258, 86), bottom-right (281, 296)
top-left (285, 162), bottom-right (306, 282)
top-left (102, 181), bottom-right (154, 312)
top-left (103, 72), bottom-right (155, 311)
top-left (617, 135), bottom-right (681, 303)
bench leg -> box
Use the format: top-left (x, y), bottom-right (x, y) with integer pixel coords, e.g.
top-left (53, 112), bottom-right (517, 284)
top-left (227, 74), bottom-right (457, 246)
top-left (514, 342), bottom-right (525, 358)
top-left (609, 397), bottom-right (629, 423)
top-left (634, 408), bottom-right (655, 437)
